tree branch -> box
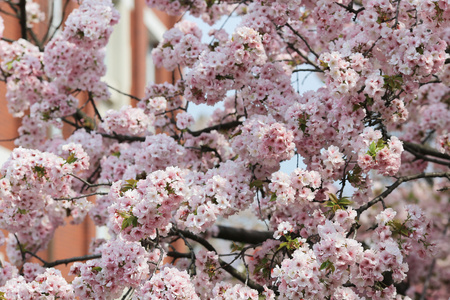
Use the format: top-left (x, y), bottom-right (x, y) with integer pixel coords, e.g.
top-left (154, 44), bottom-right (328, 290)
top-left (403, 141), bottom-right (450, 161)
top-left (43, 254), bottom-right (101, 268)
top-left (212, 225), bottom-right (274, 244)
top-left (357, 172), bottom-right (450, 216)
top-left (284, 23), bottom-right (319, 58)
top-left (172, 229), bottom-right (264, 292)
top-left (107, 84), bottom-right (141, 101)
top-left (67, 173), bottom-right (111, 189)
top-left (100, 132), bottom-right (145, 142)
top-left (18, 0), bottom-right (27, 39)
top-left (54, 192), bottom-right (108, 201)
top-left (187, 120), bottom-right (242, 137)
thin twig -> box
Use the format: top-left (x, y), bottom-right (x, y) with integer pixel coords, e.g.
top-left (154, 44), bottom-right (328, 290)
top-left (292, 68), bottom-right (324, 73)
top-left (357, 172), bottom-right (450, 217)
top-left (54, 192), bottom-right (108, 201)
top-left (67, 173), bottom-right (111, 189)
top-left (172, 229), bottom-right (264, 292)
top-left (0, 136), bottom-right (20, 142)
top-left (284, 23), bottom-right (319, 58)
top-left (107, 84), bottom-right (141, 101)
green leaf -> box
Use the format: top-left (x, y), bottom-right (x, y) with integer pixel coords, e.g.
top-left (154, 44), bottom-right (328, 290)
top-left (121, 218), bottom-right (130, 230)
top-left (6, 61), bottom-right (14, 71)
top-left (365, 95), bottom-right (374, 106)
top-left (92, 266), bottom-right (102, 272)
top-left (324, 201), bottom-right (336, 208)
top-left (416, 46), bottom-right (424, 55)
top-left (120, 179), bottom-right (138, 195)
top-left (319, 60), bottom-right (329, 70)
top-left (337, 197), bottom-right (353, 206)
top-left (118, 211), bottom-right (128, 218)
top-left (368, 141), bottom-right (377, 157)
top-left (325, 193), bottom-right (352, 212)
top-left (383, 74), bottom-right (403, 91)
top-left (17, 208), bottom-right (28, 214)
top-left (215, 74), bottom-right (234, 80)
top-left (162, 42), bottom-right (173, 49)
top-left (298, 114), bottom-right (310, 133)
top-left (348, 165), bottom-right (364, 187)
top-left (387, 219), bottom-right (413, 237)
top-left (32, 165), bottom-right (47, 179)
top-left (320, 259), bottom-right (335, 273)
top-left (328, 193), bottom-right (339, 204)
top-left (278, 242), bottom-right (288, 250)
top-left (121, 214), bottom-right (138, 230)
top-left (250, 180), bottom-right (264, 189)
top-left (230, 242), bottom-right (245, 252)
top-left (231, 130), bottom-right (242, 139)
top-left (376, 139), bottom-right (386, 151)
top-left (66, 152), bottom-right (78, 164)
top-left (270, 193), bottom-right (277, 202)
top-left (165, 182), bottom-right (176, 195)
top-left (111, 151), bottom-right (121, 157)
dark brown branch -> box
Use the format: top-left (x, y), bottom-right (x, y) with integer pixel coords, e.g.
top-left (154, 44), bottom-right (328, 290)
top-left (100, 132), bottom-right (145, 142)
top-left (121, 288), bottom-right (134, 300)
top-left (18, 0), bottom-right (27, 39)
top-left (1, 37), bottom-right (15, 43)
top-left (403, 141), bottom-right (450, 161)
top-left (286, 43), bottom-right (321, 72)
top-left (167, 251), bottom-right (193, 259)
top-left (185, 146), bottom-right (223, 162)
top-left (334, 1), bottom-right (365, 20)
top-left (357, 172), bottom-right (450, 216)
top-left (88, 93), bottom-right (104, 122)
top-left (43, 254), bottom-right (101, 268)
top-left (284, 23), bottom-right (319, 58)
top-left (292, 68), bottom-right (324, 73)
top-left (187, 120), bottom-right (242, 137)
top-left (173, 229), bottom-right (264, 292)
top-left (213, 225), bottom-right (274, 244)
top-left (27, 27), bottom-right (42, 50)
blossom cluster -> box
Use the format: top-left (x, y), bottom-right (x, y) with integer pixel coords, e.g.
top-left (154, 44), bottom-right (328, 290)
top-left (101, 106), bottom-right (153, 136)
top-left (133, 266), bottom-right (199, 300)
top-left (152, 20), bottom-right (205, 70)
top-left (70, 239), bottom-right (151, 299)
top-left (0, 145), bottom-right (89, 252)
top-left (0, 0), bottom-right (449, 298)
top-left (108, 167), bottom-right (187, 240)
top-left (0, 268), bottom-right (74, 300)
top-left (175, 160), bottom-right (254, 234)
top-left (269, 168), bottom-right (321, 205)
top-left (232, 115), bottom-right (295, 169)
top-left (43, 0), bottom-right (119, 96)
top-left (355, 128), bottom-right (404, 176)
